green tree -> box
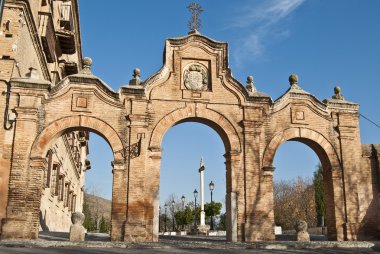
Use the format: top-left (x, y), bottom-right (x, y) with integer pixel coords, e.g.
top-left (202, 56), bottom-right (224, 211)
top-left (204, 201), bottom-right (222, 219)
top-left (313, 163), bottom-right (325, 226)
top-left (99, 215), bottom-right (110, 233)
top-left (174, 206), bottom-right (194, 230)
top-left (83, 198), bottom-right (96, 231)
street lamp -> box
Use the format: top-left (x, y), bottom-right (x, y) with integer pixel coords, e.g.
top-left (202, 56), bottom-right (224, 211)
top-left (193, 189), bottom-right (198, 228)
top-left (181, 195), bottom-right (186, 231)
top-left (159, 206), bottom-right (161, 233)
top-left (172, 200), bottom-right (175, 232)
top-left (209, 181), bottom-right (215, 230)
top-left (164, 204), bottom-right (168, 232)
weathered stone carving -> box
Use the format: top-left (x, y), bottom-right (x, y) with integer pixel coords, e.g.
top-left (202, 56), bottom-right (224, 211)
top-left (183, 63), bottom-right (209, 91)
top-left (246, 75), bottom-right (256, 94)
top-left (69, 212), bottom-right (85, 241)
top-left (294, 219), bottom-right (310, 241)
top-left (129, 68), bottom-right (143, 86)
top-left (81, 57), bottom-right (92, 75)
top-left (332, 86), bottom-right (344, 100)
top-left (289, 74), bottom-right (301, 89)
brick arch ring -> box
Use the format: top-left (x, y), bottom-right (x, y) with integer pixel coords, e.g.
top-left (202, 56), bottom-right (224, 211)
top-left (262, 127), bottom-right (341, 171)
top-left (30, 115), bottom-right (125, 161)
top-left (149, 105), bottom-right (241, 153)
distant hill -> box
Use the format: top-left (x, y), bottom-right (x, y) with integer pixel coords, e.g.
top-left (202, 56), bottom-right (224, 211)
top-left (84, 192), bottom-right (111, 221)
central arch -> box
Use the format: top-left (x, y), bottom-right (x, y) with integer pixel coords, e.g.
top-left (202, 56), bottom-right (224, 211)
top-left (262, 127), bottom-right (346, 240)
top-left (149, 105), bottom-right (241, 153)
top-left (148, 105), bottom-right (242, 241)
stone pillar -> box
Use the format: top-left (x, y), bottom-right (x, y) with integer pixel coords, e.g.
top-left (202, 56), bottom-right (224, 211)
top-left (241, 117), bottom-right (275, 242)
top-left (226, 192), bottom-right (237, 242)
top-left (147, 146), bottom-right (162, 242)
top-left (110, 160), bottom-right (127, 241)
top-left (1, 107), bottom-right (42, 239)
top-left (199, 158), bottom-right (205, 226)
top-left (225, 151), bottom-right (242, 242)
top-left (325, 96), bottom-right (379, 240)
top-left (124, 114), bottom-right (149, 242)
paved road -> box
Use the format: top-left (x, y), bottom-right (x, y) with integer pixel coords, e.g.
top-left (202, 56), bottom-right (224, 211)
top-left (1, 234), bottom-right (379, 253)
top-left (0, 247), bottom-right (378, 254)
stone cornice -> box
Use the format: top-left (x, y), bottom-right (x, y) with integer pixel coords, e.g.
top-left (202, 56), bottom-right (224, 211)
top-left (323, 99), bottom-right (359, 112)
top-left (51, 74), bottom-right (120, 99)
top-left (119, 85), bottom-right (146, 97)
top-left (10, 77), bottom-right (51, 91)
top-left (273, 87), bottom-right (328, 114)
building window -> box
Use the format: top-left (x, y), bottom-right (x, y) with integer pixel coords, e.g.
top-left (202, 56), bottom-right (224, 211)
top-left (65, 182), bottom-right (71, 207)
top-left (50, 164), bottom-right (58, 195)
top-left (68, 191), bottom-right (73, 211)
top-left (54, 164), bottom-right (61, 196)
top-left (45, 150), bottom-right (53, 188)
top-left (72, 195), bottom-right (77, 212)
top-left (57, 174), bottom-right (65, 201)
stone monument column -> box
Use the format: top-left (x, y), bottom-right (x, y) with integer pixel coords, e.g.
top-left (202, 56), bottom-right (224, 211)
top-left (199, 158), bottom-right (205, 226)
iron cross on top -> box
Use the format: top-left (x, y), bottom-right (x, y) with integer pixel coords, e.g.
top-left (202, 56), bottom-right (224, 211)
top-left (187, 3), bottom-right (203, 32)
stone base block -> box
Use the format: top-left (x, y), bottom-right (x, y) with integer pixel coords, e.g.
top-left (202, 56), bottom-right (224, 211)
top-left (69, 224), bottom-right (85, 241)
top-left (1, 218), bottom-right (37, 239)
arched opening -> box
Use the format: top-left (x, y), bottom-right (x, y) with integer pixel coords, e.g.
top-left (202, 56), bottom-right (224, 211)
top-left (159, 122), bottom-right (226, 239)
top-left (262, 128), bottom-right (344, 241)
top-left (149, 108), bottom-right (242, 242)
top-left (28, 116), bottom-right (126, 241)
top-left (38, 130), bottom-right (115, 241)
top-left (273, 141), bottom-right (328, 241)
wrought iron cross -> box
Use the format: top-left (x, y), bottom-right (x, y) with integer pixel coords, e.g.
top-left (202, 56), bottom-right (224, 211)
top-left (187, 3), bottom-right (203, 32)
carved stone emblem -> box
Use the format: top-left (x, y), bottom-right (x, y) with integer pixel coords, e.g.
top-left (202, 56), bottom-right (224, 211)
top-left (183, 63), bottom-right (209, 91)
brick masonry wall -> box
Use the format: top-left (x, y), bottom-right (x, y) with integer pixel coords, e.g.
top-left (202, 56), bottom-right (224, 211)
top-left (0, 25), bottom-right (379, 242)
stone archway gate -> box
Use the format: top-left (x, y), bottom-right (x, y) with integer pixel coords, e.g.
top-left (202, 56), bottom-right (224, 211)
top-left (1, 33), bottom-right (379, 242)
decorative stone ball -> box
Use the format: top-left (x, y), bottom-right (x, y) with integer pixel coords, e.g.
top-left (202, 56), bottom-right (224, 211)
top-left (133, 68), bottom-right (141, 77)
top-left (71, 212), bottom-right (85, 225)
top-left (294, 219), bottom-right (308, 232)
top-left (334, 86), bottom-right (341, 94)
top-left (82, 57), bottom-right (92, 68)
top-left (289, 74), bottom-right (299, 85)
top-left (247, 75), bottom-right (254, 83)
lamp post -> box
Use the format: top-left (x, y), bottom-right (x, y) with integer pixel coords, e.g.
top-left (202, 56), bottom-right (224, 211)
top-left (164, 204), bottom-right (168, 232)
top-left (159, 206), bottom-right (161, 233)
top-left (209, 181), bottom-right (215, 230)
top-left (172, 200), bottom-right (175, 232)
top-left (181, 195), bottom-right (186, 231)
top-left (193, 189), bottom-right (198, 228)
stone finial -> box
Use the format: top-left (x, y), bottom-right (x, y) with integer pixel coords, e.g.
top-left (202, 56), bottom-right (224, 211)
top-left (246, 75), bottom-right (256, 93)
top-left (81, 57), bottom-right (92, 75)
top-left (69, 212), bottom-right (85, 241)
top-left (129, 68), bottom-right (143, 86)
top-left (26, 67), bottom-right (40, 79)
top-left (332, 86), bottom-right (344, 100)
top-left (294, 219), bottom-right (310, 241)
top-left (289, 74), bottom-right (299, 88)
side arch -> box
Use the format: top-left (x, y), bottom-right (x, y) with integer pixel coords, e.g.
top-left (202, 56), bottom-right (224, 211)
top-left (149, 104), bottom-right (241, 153)
top-left (261, 127), bottom-right (346, 240)
top-left (31, 115), bottom-right (125, 161)
top-left (262, 127), bottom-right (341, 170)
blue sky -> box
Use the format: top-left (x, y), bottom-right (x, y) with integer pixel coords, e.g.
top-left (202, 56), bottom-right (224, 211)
top-left (80, 1), bottom-right (380, 208)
